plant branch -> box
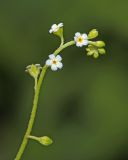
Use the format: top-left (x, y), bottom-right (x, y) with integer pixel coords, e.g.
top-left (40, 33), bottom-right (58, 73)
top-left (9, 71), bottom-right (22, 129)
top-left (15, 40), bottom-right (75, 160)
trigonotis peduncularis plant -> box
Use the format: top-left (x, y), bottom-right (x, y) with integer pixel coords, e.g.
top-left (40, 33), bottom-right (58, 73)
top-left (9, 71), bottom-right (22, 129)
top-left (15, 22), bottom-right (106, 160)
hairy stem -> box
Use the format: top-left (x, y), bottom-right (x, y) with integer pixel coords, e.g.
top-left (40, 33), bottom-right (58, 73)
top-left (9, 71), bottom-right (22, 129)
top-left (15, 65), bottom-right (48, 160)
top-left (15, 40), bottom-right (75, 160)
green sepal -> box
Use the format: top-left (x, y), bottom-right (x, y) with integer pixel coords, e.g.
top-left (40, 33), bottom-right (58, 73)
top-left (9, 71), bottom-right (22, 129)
top-left (25, 64), bottom-right (42, 79)
top-left (53, 28), bottom-right (63, 39)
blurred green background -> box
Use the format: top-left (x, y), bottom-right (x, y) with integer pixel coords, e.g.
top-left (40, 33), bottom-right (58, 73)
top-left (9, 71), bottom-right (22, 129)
top-left (0, 0), bottom-right (128, 160)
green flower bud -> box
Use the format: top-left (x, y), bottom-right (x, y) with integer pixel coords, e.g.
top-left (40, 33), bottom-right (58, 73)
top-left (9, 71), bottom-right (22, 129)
top-left (88, 29), bottom-right (98, 39)
top-left (39, 136), bottom-right (53, 146)
top-left (95, 41), bottom-right (105, 47)
top-left (28, 135), bottom-right (53, 146)
top-left (98, 48), bottom-right (106, 54)
top-left (93, 51), bottom-right (99, 58)
top-left (87, 50), bottom-right (95, 56)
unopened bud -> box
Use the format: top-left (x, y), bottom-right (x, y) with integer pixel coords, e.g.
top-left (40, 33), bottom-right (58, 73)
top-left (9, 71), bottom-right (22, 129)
top-left (28, 135), bottom-right (53, 146)
top-left (95, 41), bottom-right (105, 47)
top-left (39, 136), bottom-right (53, 146)
top-left (88, 29), bottom-right (98, 39)
top-left (93, 51), bottom-right (99, 58)
top-left (98, 48), bottom-right (106, 54)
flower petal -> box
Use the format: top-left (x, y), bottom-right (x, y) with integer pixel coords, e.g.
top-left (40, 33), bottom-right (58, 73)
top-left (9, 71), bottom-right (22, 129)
top-left (56, 62), bottom-right (63, 69)
top-left (56, 55), bottom-right (62, 61)
top-left (58, 23), bottom-right (63, 27)
top-left (82, 34), bottom-right (88, 39)
top-left (49, 54), bottom-right (55, 59)
top-left (74, 36), bottom-right (78, 41)
top-left (76, 42), bottom-right (83, 47)
top-left (75, 32), bottom-right (81, 37)
top-left (83, 40), bottom-right (88, 45)
top-left (46, 60), bottom-right (52, 66)
top-left (51, 24), bottom-right (57, 29)
top-left (51, 64), bottom-right (58, 71)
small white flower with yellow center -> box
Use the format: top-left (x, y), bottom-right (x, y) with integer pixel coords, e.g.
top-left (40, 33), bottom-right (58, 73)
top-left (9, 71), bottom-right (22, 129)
top-left (46, 54), bottom-right (63, 71)
top-left (74, 32), bottom-right (88, 47)
top-left (49, 23), bottom-right (63, 33)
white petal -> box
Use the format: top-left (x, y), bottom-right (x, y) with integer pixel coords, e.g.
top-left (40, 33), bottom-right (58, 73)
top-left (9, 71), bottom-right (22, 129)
top-left (49, 54), bottom-right (55, 59)
top-left (83, 40), bottom-right (88, 45)
top-left (51, 24), bottom-right (57, 29)
top-left (46, 59), bottom-right (52, 66)
top-left (56, 55), bottom-right (62, 61)
top-left (58, 23), bottom-right (63, 27)
top-left (56, 62), bottom-right (63, 69)
top-left (52, 25), bottom-right (58, 31)
top-left (51, 64), bottom-right (58, 71)
top-left (74, 36), bottom-right (78, 42)
top-left (76, 42), bottom-right (83, 47)
top-left (82, 34), bottom-right (88, 39)
top-left (54, 27), bottom-right (59, 32)
top-left (75, 32), bottom-right (81, 37)
top-left (49, 29), bottom-right (53, 33)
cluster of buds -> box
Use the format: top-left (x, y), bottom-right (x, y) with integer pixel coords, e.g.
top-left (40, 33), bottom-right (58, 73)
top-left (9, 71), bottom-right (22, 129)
top-left (86, 29), bottom-right (106, 58)
top-left (73, 29), bottom-right (105, 58)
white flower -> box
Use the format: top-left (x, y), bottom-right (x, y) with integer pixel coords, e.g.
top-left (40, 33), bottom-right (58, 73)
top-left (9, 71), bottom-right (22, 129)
top-left (74, 32), bottom-right (88, 47)
top-left (46, 54), bottom-right (63, 71)
top-left (49, 23), bottom-right (63, 33)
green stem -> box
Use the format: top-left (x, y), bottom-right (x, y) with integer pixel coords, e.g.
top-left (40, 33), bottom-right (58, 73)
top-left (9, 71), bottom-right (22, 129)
top-left (15, 65), bottom-right (48, 160)
top-left (34, 78), bottom-right (37, 91)
top-left (54, 40), bottom-right (75, 56)
top-left (60, 36), bottom-right (64, 46)
top-left (15, 40), bottom-right (75, 160)
top-left (28, 135), bottom-right (40, 141)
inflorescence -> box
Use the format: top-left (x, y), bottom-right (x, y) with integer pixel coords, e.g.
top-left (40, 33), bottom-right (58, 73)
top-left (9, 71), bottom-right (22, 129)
top-left (15, 22), bottom-right (106, 160)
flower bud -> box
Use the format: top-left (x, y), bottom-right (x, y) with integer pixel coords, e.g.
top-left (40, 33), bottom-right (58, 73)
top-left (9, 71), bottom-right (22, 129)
top-left (93, 51), bottom-right (99, 58)
top-left (87, 51), bottom-right (94, 56)
top-left (28, 135), bottom-right (53, 146)
top-left (88, 29), bottom-right (98, 39)
top-left (98, 48), bottom-right (106, 54)
top-left (95, 41), bottom-right (105, 47)
top-left (39, 136), bottom-right (53, 146)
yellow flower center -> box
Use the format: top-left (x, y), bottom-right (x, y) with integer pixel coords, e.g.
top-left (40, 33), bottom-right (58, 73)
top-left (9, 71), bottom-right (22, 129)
top-left (77, 37), bottom-right (83, 43)
top-left (52, 60), bottom-right (57, 64)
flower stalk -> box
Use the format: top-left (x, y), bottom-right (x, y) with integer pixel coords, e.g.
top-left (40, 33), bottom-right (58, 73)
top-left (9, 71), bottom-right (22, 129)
top-left (15, 41), bottom-right (75, 160)
top-left (15, 22), bottom-right (106, 160)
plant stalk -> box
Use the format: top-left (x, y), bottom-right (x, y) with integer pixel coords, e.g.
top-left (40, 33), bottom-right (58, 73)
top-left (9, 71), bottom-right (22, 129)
top-left (15, 40), bottom-right (75, 160)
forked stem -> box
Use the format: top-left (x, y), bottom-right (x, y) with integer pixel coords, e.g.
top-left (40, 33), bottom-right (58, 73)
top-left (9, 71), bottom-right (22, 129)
top-left (15, 40), bottom-right (75, 160)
